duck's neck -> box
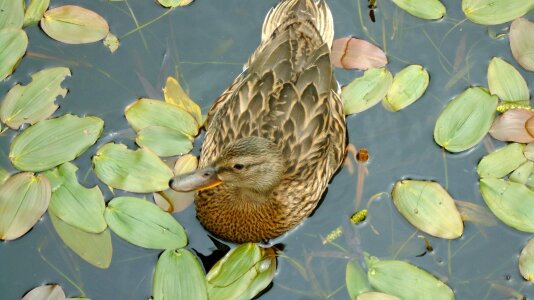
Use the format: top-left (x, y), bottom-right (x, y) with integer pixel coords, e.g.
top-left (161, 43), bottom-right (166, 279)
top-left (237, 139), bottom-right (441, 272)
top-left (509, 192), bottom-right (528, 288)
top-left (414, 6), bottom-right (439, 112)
top-left (233, 186), bottom-right (273, 204)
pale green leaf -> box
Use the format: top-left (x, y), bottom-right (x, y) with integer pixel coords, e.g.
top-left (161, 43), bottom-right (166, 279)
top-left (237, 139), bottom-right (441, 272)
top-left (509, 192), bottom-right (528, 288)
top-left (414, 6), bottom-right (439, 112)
top-left (0, 168), bottom-right (10, 186)
top-left (357, 292), bottom-right (401, 300)
top-left (342, 68), bottom-right (392, 115)
top-left (510, 18), bottom-right (534, 72)
top-left (510, 161), bottom-right (534, 185)
top-left (0, 67), bottom-right (71, 129)
top-left (0, 0), bottom-right (24, 29)
top-left (154, 154), bottom-right (198, 213)
top-left (526, 143), bottom-right (534, 160)
top-left (23, 0), bottom-right (50, 27)
top-left (462, 0), bottom-right (534, 25)
top-left (153, 249), bottom-right (208, 300)
top-left (0, 28), bottom-right (28, 81)
top-left (0, 173), bottom-right (50, 240)
top-left (519, 237), bottom-right (534, 282)
top-left (41, 5), bottom-right (109, 44)
top-left (384, 65), bottom-right (429, 111)
top-left (22, 284), bottom-right (66, 300)
top-left (346, 259), bottom-right (372, 299)
top-left (9, 114), bottom-right (104, 172)
top-left (164, 76), bottom-right (202, 126)
top-left (136, 126), bottom-right (194, 157)
top-left (477, 143), bottom-right (527, 178)
top-left (392, 0), bottom-right (446, 20)
top-left (158, 0), bottom-right (194, 8)
top-left (45, 162), bottom-right (106, 233)
top-left (92, 143), bottom-right (173, 193)
top-left (103, 33), bottom-right (120, 53)
top-left (50, 212), bottom-right (112, 269)
top-left (434, 87), bottom-right (497, 152)
top-left (104, 196), bottom-right (187, 249)
top-left (487, 57), bottom-right (529, 104)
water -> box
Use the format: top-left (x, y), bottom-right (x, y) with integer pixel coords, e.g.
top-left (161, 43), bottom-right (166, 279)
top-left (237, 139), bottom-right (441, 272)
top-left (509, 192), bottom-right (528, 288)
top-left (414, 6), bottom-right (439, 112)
top-left (1, 0), bottom-right (533, 299)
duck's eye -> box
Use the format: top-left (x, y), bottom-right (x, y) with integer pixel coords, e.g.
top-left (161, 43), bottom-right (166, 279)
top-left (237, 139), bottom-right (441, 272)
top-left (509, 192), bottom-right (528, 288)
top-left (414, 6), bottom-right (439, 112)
top-left (233, 163), bottom-right (245, 170)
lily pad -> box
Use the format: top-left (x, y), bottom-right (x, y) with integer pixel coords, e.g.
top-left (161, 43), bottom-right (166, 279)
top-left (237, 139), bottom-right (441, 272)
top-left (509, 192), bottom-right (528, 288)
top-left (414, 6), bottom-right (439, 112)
top-left (0, 173), bottom-right (51, 240)
top-left (392, 180), bottom-right (463, 239)
top-left (477, 143), bottom-right (527, 178)
top-left (41, 5), bottom-right (109, 44)
top-left (346, 259), bottom-right (371, 299)
top-left (9, 114), bottom-right (104, 172)
top-left (22, 284), bottom-right (66, 300)
top-left (480, 178), bottom-right (534, 232)
top-left (487, 57), bottom-right (529, 104)
top-left (136, 126), bottom-right (194, 157)
top-left (519, 237), bottom-right (534, 282)
top-left (358, 292), bottom-right (401, 300)
top-left (0, 28), bottom-right (28, 81)
top-left (50, 212), bottom-right (112, 269)
top-left (0, 168), bottom-right (10, 186)
top-left (489, 109), bottom-right (534, 143)
top-left (365, 254), bottom-right (455, 300)
top-left (45, 162), bottom-right (106, 233)
top-left (342, 68), bottom-right (393, 115)
top-left (92, 143), bottom-right (174, 193)
top-left (0, 0), bottom-right (24, 29)
top-left (331, 37), bottom-right (388, 70)
top-left (164, 76), bottom-right (203, 126)
top-left (392, 0), bottom-right (446, 20)
top-left (462, 0), bottom-right (534, 25)
top-left (510, 18), bottom-right (534, 72)
top-left (158, 0), bottom-right (194, 7)
top-left (153, 249), bottom-right (208, 300)
top-left (0, 67), bottom-right (71, 129)
top-left (525, 143), bottom-right (534, 160)
top-left (23, 0), bottom-right (50, 27)
top-left (434, 87), bottom-right (497, 152)
top-left (104, 196), bottom-right (187, 249)
top-left (510, 161), bottom-right (534, 185)
top-left (384, 65), bottom-right (429, 112)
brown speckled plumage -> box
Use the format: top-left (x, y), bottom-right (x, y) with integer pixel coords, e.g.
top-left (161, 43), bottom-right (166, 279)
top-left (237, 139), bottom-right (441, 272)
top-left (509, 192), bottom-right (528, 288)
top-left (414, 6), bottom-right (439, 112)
top-left (195, 0), bottom-right (346, 243)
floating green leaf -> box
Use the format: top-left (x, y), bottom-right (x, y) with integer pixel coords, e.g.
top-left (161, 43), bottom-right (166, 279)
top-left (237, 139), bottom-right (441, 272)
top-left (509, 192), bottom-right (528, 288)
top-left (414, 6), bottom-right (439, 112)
top-left (0, 0), bottom-right (24, 29)
top-left (45, 162), bottom-right (106, 233)
top-left (519, 237), bottom-right (534, 282)
top-left (392, 0), bottom-right (445, 20)
top-left (104, 196), bottom-right (187, 249)
top-left (50, 212), bottom-right (112, 269)
top-left (477, 143), bottom-right (526, 178)
top-left (22, 284), bottom-right (66, 300)
top-left (510, 18), bottom-right (534, 72)
top-left (384, 65), bottom-right (429, 111)
top-left (510, 161), bottom-right (534, 185)
top-left (41, 5), bottom-right (109, 44)
top-left (392, 180), bottom-right (463, 239)
top-left (158, 0), bottom-right (194, 7)
top-left (525, 143), bottom-right (534, 160)
top-left (487, 57), bottom-right (529, 104)
top-left (0, 173), bottom-right (50, 240)
top-left (0, 168), bottom-right (10, 186)
top-left (0, 67), bottom-right (71, 129)
top-left (154, 154), bottom-right (197, 213)
top-left (346, 259), bottom-right (371, 299)
top-left (357, 292), bottom-right (401, 300)
top-left (365, 254), bottom-right (454, 300)
top-left (164, 76), bottom-right (203, 126)
top-left (23, 0), bottom-right (50, 27)
top-left (434, 87), bottom-right (497, 152)
top-left (0, 28), bottom-right (28, 81)
top-left (480, 178), bottom-right (534, 232)
top-left (342, 68), bottom-right (392, 115)
top-left (92, 143), bottom-right (173, 193)
top-left (207, 243), bottom-right (276, 300)
top-left (462, 0), bottom-right (534, 25)
top-left (103, 33), bottom-right (120, 53)
top-left (136, 126), bottom-right (194, 157)
top-left (125, 99), bottom-right (198, 137)
top-left (153, 249), bottom-right (208, 300)
top-left (9, 114), bottom-right (104, 172)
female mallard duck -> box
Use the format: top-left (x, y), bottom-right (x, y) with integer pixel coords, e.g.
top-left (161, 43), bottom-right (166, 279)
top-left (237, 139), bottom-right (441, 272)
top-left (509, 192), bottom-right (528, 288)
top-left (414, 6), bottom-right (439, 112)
top-left (170, 0), bottom-right (346, 243)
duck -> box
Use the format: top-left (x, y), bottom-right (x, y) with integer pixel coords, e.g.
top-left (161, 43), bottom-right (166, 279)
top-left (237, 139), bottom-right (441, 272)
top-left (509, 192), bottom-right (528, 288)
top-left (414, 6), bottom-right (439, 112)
top-left (170, 0), bottom-right (347, 243)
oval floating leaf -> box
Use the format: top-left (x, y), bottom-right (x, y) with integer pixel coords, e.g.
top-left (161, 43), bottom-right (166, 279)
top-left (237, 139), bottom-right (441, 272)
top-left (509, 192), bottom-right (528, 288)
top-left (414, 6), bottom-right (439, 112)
top-left (510, 161), bottom-right (534, 184)
top-left (50, 212), bottom-right (112, 269)
top-left (41, 5), bottom-right (109, 44)
top-left (358, 292), bottom-right (401, 300)
top-left (434, 87), bottom-right (498, 152)
top-left (125, 99), bottom-right (198, 137)
top-left (24, 0), bottom-right (50, 27)
top-left (510, 18), bottom-right (534, 72)
top-left (1, 67), bottom-right (71, 129)
top-left (342, 68), bottom-right (393, 115)
top-left (477, 143), bottom-right (527, 178)
top-left (0, 168), bottom-right (10, 186)
top-left (0, 173), bottom-right (50, 240)
top-left (0, 28), bottom-right (28, 81)
top-left (331, 37), bottom-right (387, 70)
top-left (22, 284), bottom-right (66, 300)
top-left (9, 114), bottom-right (104, 172)
top-left (392, 180), bottom-right (463, 239)
top-left (153, 249), bottom-right (208, 300)
top-left (384, 65), bottom-right (429, 112)
top-left (92, 143), bottom-right (173, 193)
top-left (519, 237), bottom-right (534, 282)
top-left (490, 109), bottom-right (534, 143)
top-left (164, 76), bottom-right (202, 126)
top-left (462, 0), bottom-right (534, 25)
top-left (365, 254), bottom-right (454, 300)
top-left (0, 0), bottom-right (24, 29)
top-left (104, 196), bottom-right (187, 249)
top-left (480, 178), bottom-right (534, 232)
top-left (487, 57), bottom-right (529, 104)
top-left (525, 143), bottom-right (534, 160)
top-left (392, 0), bottom-right (446, 20)
top-left (136, 126), bottom-right (193, 157)
top-left (45, 162), bottom-right (106, 233)
top-left (158, 0), bottom-right (194, 7)
top-left (154, 155), bottom-right (198, 213)
top-left (346, 259), bottom-right (372, 299)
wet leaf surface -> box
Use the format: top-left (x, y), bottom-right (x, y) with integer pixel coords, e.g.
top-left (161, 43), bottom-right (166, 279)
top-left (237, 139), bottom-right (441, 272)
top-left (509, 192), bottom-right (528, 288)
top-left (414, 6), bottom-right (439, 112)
top-left (346, 259), bottom-right (371, 299)
top-left (487, 57), bottom-right (529, 104)
top-left (462, 0), bottom-right (534, 25)
top-left (477, 143), bottom-right (527, 178)
top-left (490, 109), bottom-right (534, 143)
top-left (22, 284), bottom-right (66, 300)
top-left (158, 0), bottom-right (194, 7)
top-left (23, 0), bottom-right (50, 27)
top-left (384, 65), bottom-right (429, 112)
top-left (342, 68), bottom-right (392, 115)
top-left (0, 28), bottom-right (28, 81)
top-left (164, 76), bottom-right (203, 126)
top-left (392, 0), bottom-right (446, 20)
top-left (0, 0), bottom-right (24, 29)
top-left (331, 37), bottom-right (387, 70)
top-left (510, 18), bottom-right (534, 72)
top-left (519, 237), bottom-right (534, 282)
top-left (136, 126), bottom-right (194, 157)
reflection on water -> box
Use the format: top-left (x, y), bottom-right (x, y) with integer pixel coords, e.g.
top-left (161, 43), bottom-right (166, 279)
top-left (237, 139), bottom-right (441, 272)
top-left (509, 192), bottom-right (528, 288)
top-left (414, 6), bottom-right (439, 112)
top-left (1, 0), bottom-right (533, 299)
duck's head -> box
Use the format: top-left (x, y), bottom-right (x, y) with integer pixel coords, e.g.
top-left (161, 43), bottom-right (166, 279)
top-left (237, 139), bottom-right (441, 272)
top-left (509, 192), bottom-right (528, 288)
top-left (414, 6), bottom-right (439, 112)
top-left (169, 136), bottom-right (285, 195)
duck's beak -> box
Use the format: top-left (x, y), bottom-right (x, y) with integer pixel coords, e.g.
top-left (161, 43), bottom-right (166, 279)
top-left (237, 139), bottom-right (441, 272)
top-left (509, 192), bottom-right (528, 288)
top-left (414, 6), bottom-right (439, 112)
top-left (169, 166), bottom-right (222, 192)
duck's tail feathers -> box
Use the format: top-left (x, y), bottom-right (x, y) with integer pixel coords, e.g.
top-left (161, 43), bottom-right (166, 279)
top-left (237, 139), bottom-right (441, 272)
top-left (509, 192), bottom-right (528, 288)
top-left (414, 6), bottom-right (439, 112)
top-left (261, 0), bottom-right (334, 48)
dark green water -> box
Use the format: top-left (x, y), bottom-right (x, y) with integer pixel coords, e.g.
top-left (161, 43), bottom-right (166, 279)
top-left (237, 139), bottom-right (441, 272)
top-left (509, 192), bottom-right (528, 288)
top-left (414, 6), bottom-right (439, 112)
top-left (1, 0), bottom-right (533, 299)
